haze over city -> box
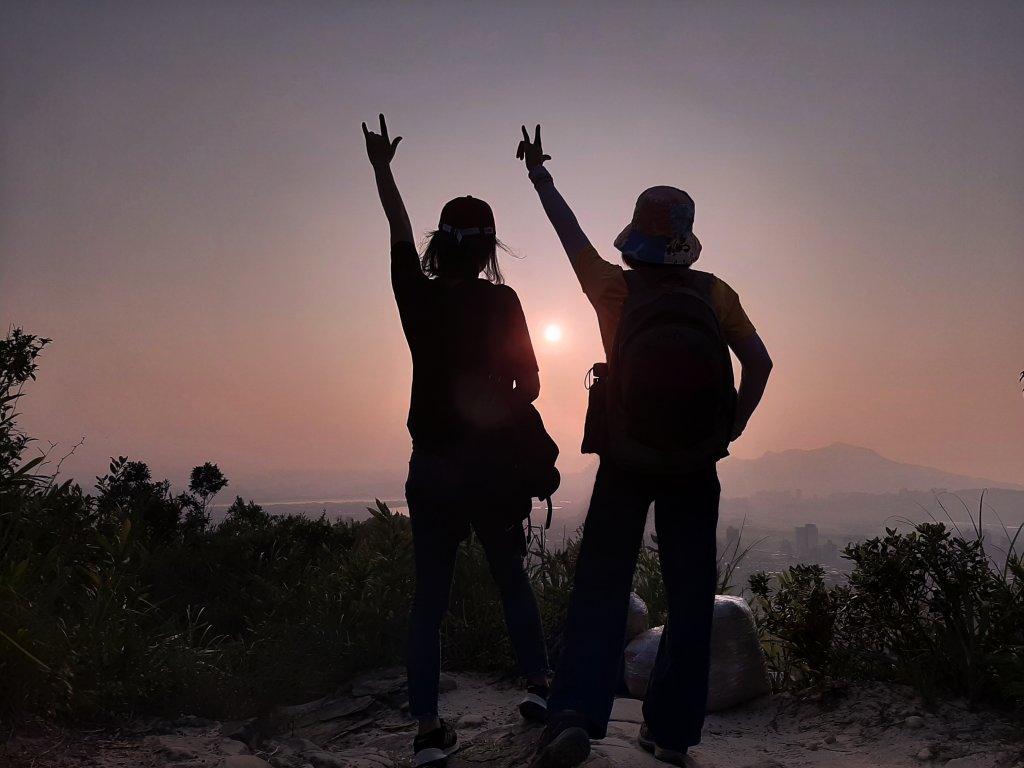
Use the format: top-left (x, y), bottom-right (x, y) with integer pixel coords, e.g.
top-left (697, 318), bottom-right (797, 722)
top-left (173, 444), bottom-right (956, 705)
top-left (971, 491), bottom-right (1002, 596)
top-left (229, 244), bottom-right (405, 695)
top-left (2, 1), bottom-right (1022, 501)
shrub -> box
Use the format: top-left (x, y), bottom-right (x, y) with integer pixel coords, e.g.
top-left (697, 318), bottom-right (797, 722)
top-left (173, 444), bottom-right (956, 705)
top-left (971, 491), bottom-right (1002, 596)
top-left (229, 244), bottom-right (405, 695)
top-left (749, 522), bottom-right (1024, 709)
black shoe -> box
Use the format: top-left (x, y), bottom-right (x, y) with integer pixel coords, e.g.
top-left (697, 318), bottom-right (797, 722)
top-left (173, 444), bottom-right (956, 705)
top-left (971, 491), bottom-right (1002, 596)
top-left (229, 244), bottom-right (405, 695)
top-left (638, 723), bottom-right (688, 766)
top-left (519, 683), bottom-right (550, 723)
top-left (413, 720), bottom-right (459, 767)
top-left (533, 712), bottom-right (591, 768)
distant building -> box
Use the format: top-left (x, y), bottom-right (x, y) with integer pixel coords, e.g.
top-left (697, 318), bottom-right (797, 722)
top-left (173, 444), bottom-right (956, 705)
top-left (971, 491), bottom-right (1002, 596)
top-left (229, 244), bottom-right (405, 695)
top-left (795, 523), bottom-right (820, 561)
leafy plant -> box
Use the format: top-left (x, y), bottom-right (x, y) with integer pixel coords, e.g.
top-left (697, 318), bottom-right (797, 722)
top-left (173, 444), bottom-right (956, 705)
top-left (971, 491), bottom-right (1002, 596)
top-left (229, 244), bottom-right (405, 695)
top-left (749, 519), bottom-right (1024, 709)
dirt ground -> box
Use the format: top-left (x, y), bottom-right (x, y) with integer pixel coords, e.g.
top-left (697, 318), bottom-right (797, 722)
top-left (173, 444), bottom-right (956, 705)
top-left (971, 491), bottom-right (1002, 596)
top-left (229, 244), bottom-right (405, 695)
top-left (3, 672), bottom-right (1023, 768)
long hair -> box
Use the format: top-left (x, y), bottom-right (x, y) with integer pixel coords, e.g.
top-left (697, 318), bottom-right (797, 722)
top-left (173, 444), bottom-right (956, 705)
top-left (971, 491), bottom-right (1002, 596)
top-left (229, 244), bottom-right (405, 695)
top-left (421, 229), bottom-right (507, 284)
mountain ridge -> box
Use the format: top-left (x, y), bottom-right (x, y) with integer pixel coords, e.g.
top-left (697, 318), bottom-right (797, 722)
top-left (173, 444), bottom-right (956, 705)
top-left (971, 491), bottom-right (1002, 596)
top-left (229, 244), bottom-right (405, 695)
top-left (717, 442), bottom-right (1023, 498)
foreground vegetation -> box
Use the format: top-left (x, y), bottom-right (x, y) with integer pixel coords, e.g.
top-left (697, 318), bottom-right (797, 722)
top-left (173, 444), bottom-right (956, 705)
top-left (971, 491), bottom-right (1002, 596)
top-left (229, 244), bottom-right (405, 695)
top-left (2, 328), bottom-right (1022, 722)
top-left (751, 517), bottom-right (1024, 709)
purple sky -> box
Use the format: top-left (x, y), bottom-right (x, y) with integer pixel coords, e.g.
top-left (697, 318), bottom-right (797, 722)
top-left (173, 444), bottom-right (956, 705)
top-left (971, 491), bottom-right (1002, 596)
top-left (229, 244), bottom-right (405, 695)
top-left (2, 1), bottom-right (1022, 498)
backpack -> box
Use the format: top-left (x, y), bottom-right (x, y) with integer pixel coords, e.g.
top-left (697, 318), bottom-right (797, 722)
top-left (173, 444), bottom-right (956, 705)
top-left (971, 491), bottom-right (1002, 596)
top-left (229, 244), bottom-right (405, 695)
top-left (585, 267), bottom-right (736, 474)
top-left (505, 401), bottom-right (560, 530)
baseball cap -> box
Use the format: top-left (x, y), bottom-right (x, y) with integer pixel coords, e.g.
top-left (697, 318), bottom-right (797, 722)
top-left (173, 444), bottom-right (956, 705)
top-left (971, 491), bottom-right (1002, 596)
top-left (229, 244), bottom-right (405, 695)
top-left (613, 186), bottom-right (702, 266)
top-left (438, 196), bottom-right (496, 243)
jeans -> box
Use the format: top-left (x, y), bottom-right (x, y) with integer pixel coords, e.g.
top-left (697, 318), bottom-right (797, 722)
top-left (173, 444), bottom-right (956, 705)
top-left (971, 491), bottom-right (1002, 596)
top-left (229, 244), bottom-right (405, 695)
top-left (548, 459), bottom-right (720, 751)
top-left (405, 448), bottom-right (550, 719)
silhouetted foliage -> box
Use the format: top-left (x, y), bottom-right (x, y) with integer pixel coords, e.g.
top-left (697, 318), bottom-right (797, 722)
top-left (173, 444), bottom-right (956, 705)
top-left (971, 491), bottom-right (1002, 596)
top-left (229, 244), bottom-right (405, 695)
top-left (750, 523), bottom-right (1024, 710)
top-left (0, 328), bottom-right (50, 487)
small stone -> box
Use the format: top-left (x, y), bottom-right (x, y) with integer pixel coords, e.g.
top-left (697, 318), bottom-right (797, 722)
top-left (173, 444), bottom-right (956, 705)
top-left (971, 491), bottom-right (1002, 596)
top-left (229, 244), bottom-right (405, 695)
top-left (457, 713), bottom-right (486, 727)
top-left (905, 716), bottom-right (926, 729)
top-left (916, 747), bottom-right (934, 761)
top-left (823, 734), bottom-right (837, 744)
top-left (439, 673), bottom-right (458, 692)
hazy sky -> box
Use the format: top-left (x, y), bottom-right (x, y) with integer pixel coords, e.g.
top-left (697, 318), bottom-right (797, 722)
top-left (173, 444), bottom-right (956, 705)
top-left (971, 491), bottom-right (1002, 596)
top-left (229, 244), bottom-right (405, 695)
top-left (2, 1), bottom-right (1022, 498)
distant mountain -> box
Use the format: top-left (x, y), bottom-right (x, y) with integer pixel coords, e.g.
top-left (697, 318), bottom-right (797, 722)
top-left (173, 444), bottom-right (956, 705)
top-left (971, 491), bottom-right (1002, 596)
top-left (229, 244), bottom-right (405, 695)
top-left (718, 443), bottom-right (1023, 498)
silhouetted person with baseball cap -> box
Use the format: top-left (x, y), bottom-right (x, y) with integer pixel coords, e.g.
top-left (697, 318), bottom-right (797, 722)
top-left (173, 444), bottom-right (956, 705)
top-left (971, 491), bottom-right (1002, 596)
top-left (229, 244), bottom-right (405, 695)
top-left (516, 125), bottom-right (772, 767)
top-left (363, 114), bottom-right (552, 768)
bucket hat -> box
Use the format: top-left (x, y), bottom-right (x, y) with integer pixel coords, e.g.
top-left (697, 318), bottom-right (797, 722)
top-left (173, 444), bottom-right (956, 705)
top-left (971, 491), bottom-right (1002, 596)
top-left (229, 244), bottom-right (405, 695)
top-left (613, 186), bottom-right (701, 266)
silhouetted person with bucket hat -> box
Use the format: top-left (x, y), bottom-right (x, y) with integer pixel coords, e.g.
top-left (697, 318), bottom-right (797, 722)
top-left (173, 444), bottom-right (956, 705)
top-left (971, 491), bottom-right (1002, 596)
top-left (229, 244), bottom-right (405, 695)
top-left (363, 114), bottom-right (552, 768)
top-left (516, 125), bottom-right (772, 767)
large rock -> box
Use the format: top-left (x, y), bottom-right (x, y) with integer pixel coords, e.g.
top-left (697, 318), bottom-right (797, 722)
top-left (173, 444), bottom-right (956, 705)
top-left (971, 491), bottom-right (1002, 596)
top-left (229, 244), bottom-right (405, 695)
top-left (623, 627), bottom-right (662, 699)
top-left (622, 595), bottom-right (770, 711)
top-left (707, 595), bottom-right (770, 711)
top-left (624, 592), bottom-right (649, 642)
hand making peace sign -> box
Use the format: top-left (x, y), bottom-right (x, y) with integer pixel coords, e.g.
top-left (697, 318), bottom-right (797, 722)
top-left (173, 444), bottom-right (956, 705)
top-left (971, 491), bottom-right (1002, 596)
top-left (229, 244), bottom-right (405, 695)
top-left (516, 124), bottom-right (551, 170)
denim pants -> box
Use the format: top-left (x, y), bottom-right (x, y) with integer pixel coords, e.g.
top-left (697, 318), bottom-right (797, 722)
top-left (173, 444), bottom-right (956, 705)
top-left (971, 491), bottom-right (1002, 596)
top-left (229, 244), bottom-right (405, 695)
top-left (548, 459), bottom-right (720, 751)
top-left (405, 448), bottom-right (550, 719)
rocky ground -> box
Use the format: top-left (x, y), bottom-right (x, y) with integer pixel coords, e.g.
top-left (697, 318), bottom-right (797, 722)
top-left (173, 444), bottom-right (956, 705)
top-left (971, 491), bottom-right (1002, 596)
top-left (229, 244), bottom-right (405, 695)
top-left (3, 669), bottom-right (1023, 768)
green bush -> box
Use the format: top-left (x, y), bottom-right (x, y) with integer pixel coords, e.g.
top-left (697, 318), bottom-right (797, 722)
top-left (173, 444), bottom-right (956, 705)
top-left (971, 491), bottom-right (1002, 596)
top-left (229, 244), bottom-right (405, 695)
top-left (749, 523), bottom-right (1024, 709)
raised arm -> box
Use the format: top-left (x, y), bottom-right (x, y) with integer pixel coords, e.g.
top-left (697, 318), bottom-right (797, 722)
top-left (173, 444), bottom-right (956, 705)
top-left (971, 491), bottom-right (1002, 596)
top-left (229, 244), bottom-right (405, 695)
top-left (363, 113), bottom-right (413, 245)
top-left (729, 331), bottom-right (773, 441)
top-left (516, 125), bottom-right (593, 258)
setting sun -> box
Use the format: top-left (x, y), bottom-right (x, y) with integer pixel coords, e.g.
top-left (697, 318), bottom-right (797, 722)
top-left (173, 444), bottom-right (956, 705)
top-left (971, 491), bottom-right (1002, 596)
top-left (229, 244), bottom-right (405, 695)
top-left (543, 324), bottom-right (562, 343)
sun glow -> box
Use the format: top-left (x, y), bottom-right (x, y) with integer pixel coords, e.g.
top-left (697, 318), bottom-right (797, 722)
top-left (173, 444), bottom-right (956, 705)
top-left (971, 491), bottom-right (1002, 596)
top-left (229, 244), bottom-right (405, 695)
top-left (543, 324), bottom-right (562, 343)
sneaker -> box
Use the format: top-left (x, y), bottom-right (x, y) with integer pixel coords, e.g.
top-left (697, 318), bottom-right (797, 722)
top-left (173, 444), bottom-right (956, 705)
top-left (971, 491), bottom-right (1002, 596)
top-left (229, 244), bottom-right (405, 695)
top-left (519, 683), bottom-right (550, 723)
top-left (413, 720), bottom-right (459, 767)
top-left (638, 723), bottom-right (688, 766)
top-left (532, 712), bottom-right (591, 768)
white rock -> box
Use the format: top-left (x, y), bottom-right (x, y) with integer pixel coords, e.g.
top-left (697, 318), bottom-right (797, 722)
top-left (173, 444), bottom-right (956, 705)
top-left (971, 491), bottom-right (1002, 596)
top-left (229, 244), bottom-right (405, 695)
top-left (608, 697), bottom-right (644, 725)
top-left (916, 747), bottom-right (934, 761)
top-left (622, 596), bottom-right (770, 711)
top-left (625, 592), bottom-right (649, 642)
top-left (457, 713), bottom-right (486, 727)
